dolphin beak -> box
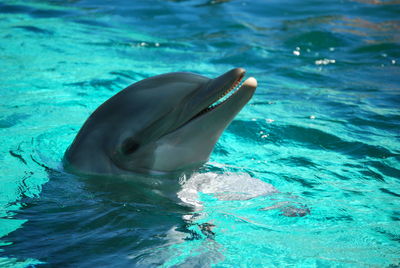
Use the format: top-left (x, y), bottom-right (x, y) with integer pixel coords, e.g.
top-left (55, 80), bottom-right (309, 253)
top-left (185, 68), bottom-right (257, 125)
top-left (208, 68), bottom-right (246, 95)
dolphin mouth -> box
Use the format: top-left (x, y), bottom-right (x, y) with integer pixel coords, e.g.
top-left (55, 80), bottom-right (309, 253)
top-left (166, 68), bottom-right (257, 136)
top-left (190, 70), bottom-right (248, 121)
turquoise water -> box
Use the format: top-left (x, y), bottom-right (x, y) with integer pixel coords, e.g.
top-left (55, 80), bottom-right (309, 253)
top-left (1, 0), bottom-right (400, 266)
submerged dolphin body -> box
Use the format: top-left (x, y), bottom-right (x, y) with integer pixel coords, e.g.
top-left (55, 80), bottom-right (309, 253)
top-left (64, 68), bottom-right (257, 175)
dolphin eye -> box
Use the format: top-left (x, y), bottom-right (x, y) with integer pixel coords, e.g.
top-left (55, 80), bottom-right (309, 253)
top-left (122, 138), bottom-right (140, 154)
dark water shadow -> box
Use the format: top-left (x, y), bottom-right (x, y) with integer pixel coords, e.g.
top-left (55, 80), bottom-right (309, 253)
top-left (0, 169), bottom-right (197, 267)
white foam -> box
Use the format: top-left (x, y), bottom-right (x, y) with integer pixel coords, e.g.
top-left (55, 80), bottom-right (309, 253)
top-left (178, 172), bottom-right (277, 208)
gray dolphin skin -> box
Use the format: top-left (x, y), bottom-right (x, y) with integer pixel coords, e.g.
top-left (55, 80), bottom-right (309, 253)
top-left (63, 68), bottom-right (257, 175)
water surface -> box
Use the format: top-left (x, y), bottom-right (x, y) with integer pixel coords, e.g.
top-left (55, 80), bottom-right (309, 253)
top-left (0, 0), bottom-right (399, 266)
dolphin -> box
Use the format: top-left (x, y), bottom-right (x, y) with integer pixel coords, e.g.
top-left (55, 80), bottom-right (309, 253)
top-left (63, 68), bottom-right (257, 175)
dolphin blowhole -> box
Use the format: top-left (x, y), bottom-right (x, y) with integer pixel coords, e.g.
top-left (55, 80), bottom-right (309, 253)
top-left (64, 68), bottom-right (257, 175)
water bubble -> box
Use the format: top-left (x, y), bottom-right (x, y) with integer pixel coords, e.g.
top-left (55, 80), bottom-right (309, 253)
top-left (310, 115), bottom-right (316, 120)
top-left (293, 50), bottom-right (300, 56)
top-left (315, 59), bottom-right (335, 65)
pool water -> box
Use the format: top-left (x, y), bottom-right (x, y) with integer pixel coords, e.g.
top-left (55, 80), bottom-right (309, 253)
top-left (1, 0), bottom-right (400, 266)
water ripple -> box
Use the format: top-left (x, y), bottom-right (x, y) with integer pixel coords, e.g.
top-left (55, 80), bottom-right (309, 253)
top-left (1, 0), bottom-right (399, 266)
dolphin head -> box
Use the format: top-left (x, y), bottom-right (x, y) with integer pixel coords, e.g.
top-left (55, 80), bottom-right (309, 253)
top-left (64, 68), bottom-right (257, 175)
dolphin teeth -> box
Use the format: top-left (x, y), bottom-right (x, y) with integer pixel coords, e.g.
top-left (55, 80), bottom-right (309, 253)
top-left (207, 78), bottom-right (244, 111)
top-left (191, 73), bottom-right (245, 120)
